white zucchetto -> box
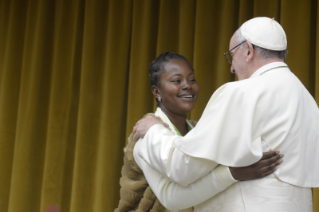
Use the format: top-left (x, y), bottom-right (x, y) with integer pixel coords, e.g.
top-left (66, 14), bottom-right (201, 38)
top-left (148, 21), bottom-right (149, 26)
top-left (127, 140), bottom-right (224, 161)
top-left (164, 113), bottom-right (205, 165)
top-left (240, 17), bottom-right (287, 50)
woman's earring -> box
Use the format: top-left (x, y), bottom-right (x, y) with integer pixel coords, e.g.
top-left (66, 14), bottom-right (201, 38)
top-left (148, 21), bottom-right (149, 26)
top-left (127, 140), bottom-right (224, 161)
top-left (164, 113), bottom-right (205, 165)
top-left (157, 97), bottom-right (161, 102)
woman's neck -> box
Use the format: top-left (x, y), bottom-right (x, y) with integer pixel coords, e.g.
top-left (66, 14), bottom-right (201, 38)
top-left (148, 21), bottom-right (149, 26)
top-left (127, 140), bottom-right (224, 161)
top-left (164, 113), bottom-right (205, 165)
top-left (160, 106), bottom-right (188, 136)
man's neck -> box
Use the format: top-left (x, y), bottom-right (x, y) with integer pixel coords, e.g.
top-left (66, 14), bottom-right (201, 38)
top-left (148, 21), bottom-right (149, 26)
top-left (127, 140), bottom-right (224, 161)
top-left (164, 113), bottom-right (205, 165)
top-left (248, 58), bottom-right (284, 78)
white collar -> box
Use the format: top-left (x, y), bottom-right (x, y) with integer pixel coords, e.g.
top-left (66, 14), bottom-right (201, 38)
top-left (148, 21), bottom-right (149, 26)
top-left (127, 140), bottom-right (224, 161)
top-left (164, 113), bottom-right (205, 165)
top-left (249, 62), bottom-right (288, 78)
top-left (154, 107), bottom-right (194, 135)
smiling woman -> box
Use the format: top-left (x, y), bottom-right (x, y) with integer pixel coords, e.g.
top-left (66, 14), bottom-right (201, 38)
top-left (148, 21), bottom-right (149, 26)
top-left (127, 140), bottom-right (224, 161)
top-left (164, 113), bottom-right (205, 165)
top-left (115, 52), bottom-right (282, 212)
top-left (150, 52), bottom-right (199, 136)
top-left (115, 52), bottom-right (201, 212)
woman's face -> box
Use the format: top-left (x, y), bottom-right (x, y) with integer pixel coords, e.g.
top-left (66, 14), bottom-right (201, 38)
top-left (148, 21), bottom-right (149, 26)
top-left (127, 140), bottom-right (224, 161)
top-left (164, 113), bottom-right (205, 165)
top-left (154, 59), bottom-right (199, 116)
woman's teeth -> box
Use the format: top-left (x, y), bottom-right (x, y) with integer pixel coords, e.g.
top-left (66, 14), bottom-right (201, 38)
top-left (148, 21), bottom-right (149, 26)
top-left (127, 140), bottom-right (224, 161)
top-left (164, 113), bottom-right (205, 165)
top-left (181, 95), bottom-right (192, 98)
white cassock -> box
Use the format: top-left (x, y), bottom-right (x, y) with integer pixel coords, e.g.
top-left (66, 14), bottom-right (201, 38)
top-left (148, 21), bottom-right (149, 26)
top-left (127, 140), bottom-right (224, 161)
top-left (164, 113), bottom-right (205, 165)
top-left (137, 62), bottom-right (319, 211)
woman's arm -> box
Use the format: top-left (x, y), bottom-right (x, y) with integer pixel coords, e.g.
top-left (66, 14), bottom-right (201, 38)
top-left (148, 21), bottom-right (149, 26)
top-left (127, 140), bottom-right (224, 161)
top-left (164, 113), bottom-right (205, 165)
top-left (230, 151), bottom-right (283, 180)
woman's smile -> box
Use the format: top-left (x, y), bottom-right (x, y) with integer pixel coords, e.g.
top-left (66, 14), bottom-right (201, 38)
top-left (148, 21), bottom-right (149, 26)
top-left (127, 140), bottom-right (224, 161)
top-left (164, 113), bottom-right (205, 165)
top-left (177, 94), bottom-right (195, 100)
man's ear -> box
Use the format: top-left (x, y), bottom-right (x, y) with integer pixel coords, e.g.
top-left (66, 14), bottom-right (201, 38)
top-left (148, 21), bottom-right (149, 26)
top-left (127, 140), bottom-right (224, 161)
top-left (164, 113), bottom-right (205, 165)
top-left (246, 41), bottom-right (254, 62)
top-left (151, 85), bottom-right (161, 99)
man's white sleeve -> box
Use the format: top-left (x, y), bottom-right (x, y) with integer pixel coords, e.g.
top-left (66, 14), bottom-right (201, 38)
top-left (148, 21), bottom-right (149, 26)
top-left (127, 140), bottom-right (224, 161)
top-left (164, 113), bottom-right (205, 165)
top-left (138, 124), bottom-right (219, 186)
top-left (134, 140), bottom-right (237, 210)
top-left (138, 84), bottom-right (264, 186)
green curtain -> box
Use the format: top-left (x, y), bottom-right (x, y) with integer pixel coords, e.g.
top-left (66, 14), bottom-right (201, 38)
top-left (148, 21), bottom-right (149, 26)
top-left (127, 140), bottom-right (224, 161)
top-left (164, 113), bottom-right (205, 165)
top-left (0, 0), bottom-right (318, 211)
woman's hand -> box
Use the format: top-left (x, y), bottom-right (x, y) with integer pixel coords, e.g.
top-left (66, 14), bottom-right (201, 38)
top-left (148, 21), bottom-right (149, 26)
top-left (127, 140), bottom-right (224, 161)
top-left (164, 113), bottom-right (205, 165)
top-left (229, 151), bottom-right (284, 181)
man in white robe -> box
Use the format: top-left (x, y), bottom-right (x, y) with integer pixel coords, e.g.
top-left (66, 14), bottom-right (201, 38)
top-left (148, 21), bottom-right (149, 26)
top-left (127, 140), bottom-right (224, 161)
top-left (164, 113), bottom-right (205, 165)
top-left (133, 17), bottom-right (319, 211)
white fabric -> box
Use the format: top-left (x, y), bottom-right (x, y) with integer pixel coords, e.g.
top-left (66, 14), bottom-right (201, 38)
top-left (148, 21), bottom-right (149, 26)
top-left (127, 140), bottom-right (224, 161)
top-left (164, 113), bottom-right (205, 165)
top-left (193, 138), bottom-right (312, 211)
top-left (139, 62), bottom-right (319, 188)
top-left (138, 62), bottom-right (319, 210)
top-left (194, 175), bottom-right (312, 212)
top-left (138, 123), bottom-right (220, 186)
top-left (139, 126), bottom-right (313, 211)
top-left (240, 17), bottom-right (287, 50)
top-left (134, 108), bottom-right (237, 211)
top-left (146, 108), bottom-right (220, 186)
top-left (134, 142), bottom-right (237, 211)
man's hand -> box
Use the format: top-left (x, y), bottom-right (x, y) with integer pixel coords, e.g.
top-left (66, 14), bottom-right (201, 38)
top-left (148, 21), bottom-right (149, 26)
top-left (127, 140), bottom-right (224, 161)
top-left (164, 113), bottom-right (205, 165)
top-left (132, 115), bottom-right (169, 141)
top-left (229, 150), bottom-right (284, 181)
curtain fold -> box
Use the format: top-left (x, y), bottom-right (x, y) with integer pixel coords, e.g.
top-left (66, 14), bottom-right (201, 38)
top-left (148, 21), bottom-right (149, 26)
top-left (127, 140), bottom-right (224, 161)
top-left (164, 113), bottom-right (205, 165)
top-left (0, 0), bottom-right (317, 211)
top-left (192, 0), bottom-right (239, 119)
top-left (125, 0), bottom-right (160, 138)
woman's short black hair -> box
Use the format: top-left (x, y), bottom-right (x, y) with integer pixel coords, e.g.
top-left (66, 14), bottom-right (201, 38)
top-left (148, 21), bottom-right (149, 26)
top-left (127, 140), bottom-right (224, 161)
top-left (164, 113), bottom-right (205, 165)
top-left (149, 52), bottom-right (191, 87)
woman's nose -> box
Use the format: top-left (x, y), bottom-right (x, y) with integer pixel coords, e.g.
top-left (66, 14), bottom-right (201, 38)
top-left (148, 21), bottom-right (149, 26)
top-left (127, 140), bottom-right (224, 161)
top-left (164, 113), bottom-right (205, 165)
top-left (182, 80), bottom-right (191, 89)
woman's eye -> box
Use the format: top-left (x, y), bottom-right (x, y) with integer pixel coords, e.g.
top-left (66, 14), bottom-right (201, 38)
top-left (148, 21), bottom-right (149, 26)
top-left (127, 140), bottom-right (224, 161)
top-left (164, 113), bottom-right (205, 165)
top-left (189, 78), bottom-right (196, 82)
top-left (172, 80), bottom-right (181, 83)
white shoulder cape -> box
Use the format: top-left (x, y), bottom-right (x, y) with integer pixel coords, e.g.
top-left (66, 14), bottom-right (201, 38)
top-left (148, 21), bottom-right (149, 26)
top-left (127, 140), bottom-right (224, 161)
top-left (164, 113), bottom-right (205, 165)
top-left (175, 62), bottom-right (319, 187)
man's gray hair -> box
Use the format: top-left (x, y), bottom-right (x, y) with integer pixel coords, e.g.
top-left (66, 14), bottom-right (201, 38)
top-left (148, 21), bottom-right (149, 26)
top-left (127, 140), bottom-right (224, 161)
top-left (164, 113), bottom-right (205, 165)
top-left (235, 28), bottom-right (288, 61)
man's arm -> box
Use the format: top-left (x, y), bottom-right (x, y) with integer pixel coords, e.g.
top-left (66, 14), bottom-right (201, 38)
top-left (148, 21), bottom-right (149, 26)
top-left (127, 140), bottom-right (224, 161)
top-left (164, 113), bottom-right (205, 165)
top-left (137, 124), bottom-right (219, 186)
top-left (134, 140), bottom-right (237, 210)
top-left (134, 85), bottom-right (267, 185)
top-left (134, 140), bottom-right (283, 210)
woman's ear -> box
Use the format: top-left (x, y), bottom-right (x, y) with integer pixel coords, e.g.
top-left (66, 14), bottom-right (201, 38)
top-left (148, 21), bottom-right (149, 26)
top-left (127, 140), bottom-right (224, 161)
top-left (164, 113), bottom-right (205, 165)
top-left (151, 85), bottom-right (160, 99)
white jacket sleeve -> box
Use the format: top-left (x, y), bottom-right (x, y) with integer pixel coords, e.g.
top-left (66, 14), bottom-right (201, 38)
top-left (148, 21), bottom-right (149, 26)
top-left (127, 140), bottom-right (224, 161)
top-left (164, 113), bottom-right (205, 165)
top-left (138, 124), bottom-right (219, 186)
top-left (134, 140), bottom-right (237, 210)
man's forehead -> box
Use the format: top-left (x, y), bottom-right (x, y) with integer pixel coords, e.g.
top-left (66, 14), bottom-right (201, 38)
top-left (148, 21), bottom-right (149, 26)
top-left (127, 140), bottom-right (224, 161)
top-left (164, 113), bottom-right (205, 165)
top-left (229, 35), bottom-right (237, 49)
